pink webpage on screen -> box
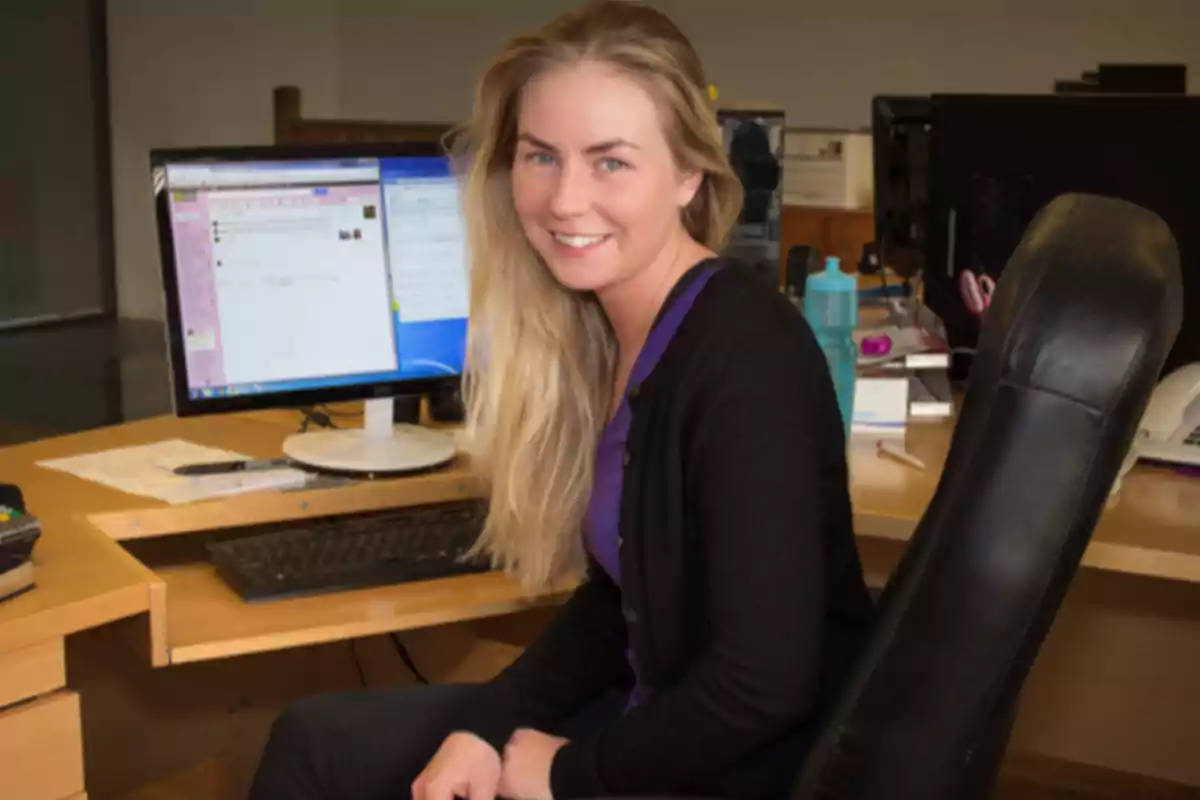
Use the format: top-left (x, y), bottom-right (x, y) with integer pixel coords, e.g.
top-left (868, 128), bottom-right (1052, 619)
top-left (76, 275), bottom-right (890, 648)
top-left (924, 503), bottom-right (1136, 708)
top-left (168, 183), bottom-right (385, 392)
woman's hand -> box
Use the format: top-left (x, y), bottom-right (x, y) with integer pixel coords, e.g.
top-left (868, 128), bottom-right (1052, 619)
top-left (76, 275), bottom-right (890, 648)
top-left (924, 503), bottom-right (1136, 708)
top-left (412, 731), bottom-right (502, 800)
top-left (498, 728), bottom-right (568, 800)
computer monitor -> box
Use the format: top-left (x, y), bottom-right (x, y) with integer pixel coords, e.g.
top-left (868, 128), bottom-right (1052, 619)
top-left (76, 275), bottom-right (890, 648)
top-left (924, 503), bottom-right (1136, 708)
top-left (150, 143), bottom-right (469, 474)
top-left (870, 95), bottom-right (931, 280)
top-left (923, 94), bottom-right (1200, 381)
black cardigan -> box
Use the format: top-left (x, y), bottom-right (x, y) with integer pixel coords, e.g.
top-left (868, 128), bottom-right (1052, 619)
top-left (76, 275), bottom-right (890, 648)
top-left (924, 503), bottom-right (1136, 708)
top-left (458, 262), bottom-right (875, 799)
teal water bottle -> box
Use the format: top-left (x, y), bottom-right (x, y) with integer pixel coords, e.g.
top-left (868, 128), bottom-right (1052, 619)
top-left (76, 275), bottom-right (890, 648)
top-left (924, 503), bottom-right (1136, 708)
top-left (804, 256), bottom-right (858, 440)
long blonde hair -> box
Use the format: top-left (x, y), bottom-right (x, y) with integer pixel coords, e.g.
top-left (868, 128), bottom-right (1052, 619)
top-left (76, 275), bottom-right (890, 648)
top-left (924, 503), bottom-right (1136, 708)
top-left (453, 0), bottom-right (744, 591)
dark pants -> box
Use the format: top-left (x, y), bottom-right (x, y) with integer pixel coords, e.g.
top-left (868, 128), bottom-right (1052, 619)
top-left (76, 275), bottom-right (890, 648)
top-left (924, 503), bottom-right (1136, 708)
top-left (250, 683), bottom-right (622, 800)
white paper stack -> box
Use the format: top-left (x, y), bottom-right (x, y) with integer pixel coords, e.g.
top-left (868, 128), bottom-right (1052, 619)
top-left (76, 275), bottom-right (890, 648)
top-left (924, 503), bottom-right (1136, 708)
top-left (852, 377), bottom-right (910, 438)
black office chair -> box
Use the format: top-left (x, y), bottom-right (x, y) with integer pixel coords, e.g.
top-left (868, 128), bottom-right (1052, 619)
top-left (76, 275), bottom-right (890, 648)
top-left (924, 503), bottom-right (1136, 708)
top-left (589, 193), bottom-right (1183, 800)
top-left (789, 192), bottom-right (1183, 799)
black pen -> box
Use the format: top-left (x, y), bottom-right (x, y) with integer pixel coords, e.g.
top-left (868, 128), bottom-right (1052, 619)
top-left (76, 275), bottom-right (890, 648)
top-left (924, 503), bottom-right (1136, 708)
top-left (172, 458), bottom-right (290, 476)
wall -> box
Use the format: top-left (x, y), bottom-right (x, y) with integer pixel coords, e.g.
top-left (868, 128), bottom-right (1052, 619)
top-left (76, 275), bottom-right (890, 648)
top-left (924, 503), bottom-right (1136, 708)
top-left (660, 0), bottom-right (1200, 128)
top-left (334, 0), bottom-right (581, 123)
top-left (336, 0), bottom-right (1200, 128)
top-left (108, 0), bottom-right (1200, 320)
top-left (107, 0), bottom-right (340, 321)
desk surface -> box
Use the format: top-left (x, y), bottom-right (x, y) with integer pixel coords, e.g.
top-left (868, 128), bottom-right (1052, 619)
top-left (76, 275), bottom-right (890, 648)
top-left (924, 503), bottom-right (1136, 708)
top-left (0, 407), bottom-right (1197, 663)
top-left (0, 420), bottom-right (162, 656)
top-left (848, 422), bottom-right (1200, 583)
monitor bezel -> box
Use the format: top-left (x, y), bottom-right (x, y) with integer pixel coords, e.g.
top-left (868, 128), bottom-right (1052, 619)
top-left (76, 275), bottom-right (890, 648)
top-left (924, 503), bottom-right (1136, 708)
top-left (150, 141), bottom-right (464, 418)
top-left (870, 94), bottom-right (932, 280)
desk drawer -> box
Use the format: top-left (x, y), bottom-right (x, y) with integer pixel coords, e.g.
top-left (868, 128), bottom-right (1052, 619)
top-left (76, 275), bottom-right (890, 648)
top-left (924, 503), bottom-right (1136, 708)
top-left (0, 638), bottom-right (66, 710)
top-left (0, 691), bottom-right (84, 800)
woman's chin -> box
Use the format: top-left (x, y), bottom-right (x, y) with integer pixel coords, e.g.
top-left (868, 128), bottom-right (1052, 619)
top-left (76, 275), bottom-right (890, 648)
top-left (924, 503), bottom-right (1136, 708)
top-left (542, 257), bottom-right (613, 294)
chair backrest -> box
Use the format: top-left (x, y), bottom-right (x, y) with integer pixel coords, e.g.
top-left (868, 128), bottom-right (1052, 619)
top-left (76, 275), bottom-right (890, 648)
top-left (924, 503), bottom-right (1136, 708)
top-left (792, 193), bottom-right (1183, 800)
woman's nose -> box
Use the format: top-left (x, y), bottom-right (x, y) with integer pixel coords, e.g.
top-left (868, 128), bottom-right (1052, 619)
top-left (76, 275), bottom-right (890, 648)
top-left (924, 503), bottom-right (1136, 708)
top-left (548, 163), bottom-right (591, 218)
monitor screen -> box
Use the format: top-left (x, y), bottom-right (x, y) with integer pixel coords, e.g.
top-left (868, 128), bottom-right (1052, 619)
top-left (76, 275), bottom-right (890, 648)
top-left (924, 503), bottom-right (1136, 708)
top-left (151, 144), bottom-right (468, 415)
top-left (923, 94), bottom-right (1200, 381)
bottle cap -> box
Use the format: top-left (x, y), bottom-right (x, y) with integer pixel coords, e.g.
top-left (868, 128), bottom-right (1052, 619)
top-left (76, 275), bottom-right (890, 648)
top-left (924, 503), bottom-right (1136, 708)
top-left (805, 256), bottom-right (857, 294)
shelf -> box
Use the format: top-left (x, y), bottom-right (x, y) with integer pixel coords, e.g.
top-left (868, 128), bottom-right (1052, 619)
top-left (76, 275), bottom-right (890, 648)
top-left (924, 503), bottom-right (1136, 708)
top-left (152, 563), bottom-right (571, 665)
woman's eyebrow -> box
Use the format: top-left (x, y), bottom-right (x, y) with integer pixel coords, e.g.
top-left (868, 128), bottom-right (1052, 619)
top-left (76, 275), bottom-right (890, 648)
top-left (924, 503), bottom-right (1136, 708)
top-left (516, 133), bottom-right (639, 155)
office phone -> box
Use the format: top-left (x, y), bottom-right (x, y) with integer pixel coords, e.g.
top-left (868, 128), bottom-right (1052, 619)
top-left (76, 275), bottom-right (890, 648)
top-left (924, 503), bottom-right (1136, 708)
top-left (1135, 363), bottom-right (1200, 468)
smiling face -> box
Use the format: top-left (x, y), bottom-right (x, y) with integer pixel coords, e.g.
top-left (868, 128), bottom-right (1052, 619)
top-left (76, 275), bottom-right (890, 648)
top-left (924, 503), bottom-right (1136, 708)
top-left (510, 59), bottom-right (702, 294)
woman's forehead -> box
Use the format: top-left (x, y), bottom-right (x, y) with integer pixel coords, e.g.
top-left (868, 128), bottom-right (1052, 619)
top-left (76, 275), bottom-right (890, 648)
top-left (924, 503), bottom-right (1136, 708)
top-left (517, 61), bottom-right (670, 152)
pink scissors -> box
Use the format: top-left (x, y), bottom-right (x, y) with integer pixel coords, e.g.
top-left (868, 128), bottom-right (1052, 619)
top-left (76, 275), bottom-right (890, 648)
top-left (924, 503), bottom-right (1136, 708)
top-left (959, 269), bottom-right (996, 318)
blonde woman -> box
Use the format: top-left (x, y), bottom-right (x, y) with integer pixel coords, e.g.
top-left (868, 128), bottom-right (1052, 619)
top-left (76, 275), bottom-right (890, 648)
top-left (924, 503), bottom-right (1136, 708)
top-left (251, 2), bottom-right (873, 799)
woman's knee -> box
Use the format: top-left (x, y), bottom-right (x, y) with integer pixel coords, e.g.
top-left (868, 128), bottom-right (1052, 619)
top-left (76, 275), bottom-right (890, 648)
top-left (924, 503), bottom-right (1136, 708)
top-left (252, 693), bottom-right (359, 799)
top-left (261, 693), bottom-right (348, 765)
top-left (257, 684), bottom-right (477, 783)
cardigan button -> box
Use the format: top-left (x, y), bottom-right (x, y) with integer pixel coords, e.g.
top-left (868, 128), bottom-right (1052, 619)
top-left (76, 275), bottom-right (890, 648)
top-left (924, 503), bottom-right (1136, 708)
top-left (624, 607), bottom-right (638, 623)
top-left (629, 384), bottom-right (641, 400)
top-left (622, 449), bottom-right (631, 467)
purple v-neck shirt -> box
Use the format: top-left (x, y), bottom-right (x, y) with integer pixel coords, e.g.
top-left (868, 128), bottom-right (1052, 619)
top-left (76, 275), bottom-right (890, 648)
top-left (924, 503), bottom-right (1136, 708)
top-left (582, 264), bottom-right (718, 705)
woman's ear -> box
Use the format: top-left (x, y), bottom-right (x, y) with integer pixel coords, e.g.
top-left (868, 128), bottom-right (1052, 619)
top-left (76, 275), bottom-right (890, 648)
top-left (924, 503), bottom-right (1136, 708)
top-left (676, 169), bottom-right (704, 209)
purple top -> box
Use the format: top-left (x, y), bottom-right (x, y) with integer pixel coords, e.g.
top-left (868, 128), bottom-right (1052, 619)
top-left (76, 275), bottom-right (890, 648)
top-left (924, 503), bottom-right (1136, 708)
top-left (583, 264), bottom-right (718, 705)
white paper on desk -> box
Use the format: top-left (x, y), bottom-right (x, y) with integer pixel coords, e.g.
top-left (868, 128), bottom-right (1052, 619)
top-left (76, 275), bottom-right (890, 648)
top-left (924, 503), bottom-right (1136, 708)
top-left (37, 439), bottom-right (309, 505)
top-left (852, 377), bottom-right (909, 437)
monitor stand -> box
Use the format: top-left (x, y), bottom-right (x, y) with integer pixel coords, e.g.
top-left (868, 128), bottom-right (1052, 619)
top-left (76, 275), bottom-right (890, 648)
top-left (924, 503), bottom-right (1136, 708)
top-left (282, 397), bottom-right (458, 475)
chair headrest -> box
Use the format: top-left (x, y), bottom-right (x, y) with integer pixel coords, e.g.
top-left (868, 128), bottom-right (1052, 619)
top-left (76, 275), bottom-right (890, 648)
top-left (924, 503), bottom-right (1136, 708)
top-left (970, 193), bottom-right (1182, 414)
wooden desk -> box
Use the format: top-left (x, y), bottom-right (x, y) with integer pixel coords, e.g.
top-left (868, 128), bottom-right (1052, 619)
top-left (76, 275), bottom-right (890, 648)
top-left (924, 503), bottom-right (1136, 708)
top-left (0, 424), bottom-right (161, 800)
top-left (0, 410), bottom-right (1197, 796)
top-left (846, 422), bottom-right (1200, 584)
top-left (6, 413), bottom-right (567, 669)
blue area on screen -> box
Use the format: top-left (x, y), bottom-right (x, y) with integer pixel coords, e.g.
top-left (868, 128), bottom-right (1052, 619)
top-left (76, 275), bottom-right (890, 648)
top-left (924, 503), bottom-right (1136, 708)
top-left (381, 154), bottom-right (467, 383)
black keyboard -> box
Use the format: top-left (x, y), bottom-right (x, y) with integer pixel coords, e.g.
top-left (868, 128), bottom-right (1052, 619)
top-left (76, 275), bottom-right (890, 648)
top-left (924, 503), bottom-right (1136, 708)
top-left (208, 500), bottom-right (492, 601)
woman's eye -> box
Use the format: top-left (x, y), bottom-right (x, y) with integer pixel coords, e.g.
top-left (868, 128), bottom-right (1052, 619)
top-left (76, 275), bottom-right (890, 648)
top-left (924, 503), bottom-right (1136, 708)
top-left (525, 150), bottom-right (557, 166)
top-left (597, 157), bottom-right (627, 173)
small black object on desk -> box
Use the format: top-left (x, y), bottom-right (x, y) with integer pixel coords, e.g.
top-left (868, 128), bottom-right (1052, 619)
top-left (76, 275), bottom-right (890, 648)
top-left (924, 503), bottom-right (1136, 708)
top-left (0, 483), bottom-right (40, 602)
top-left (173, 458), bottom-right (291, 476)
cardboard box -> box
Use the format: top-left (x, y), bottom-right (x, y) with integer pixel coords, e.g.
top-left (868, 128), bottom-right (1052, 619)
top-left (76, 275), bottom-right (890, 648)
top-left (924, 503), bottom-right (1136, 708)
top-left (783, 128), bottom-right (874, 210)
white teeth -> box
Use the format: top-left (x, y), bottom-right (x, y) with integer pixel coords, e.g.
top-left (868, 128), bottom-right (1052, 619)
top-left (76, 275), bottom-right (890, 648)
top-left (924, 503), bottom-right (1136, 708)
top-left (554, 233), bottom-right (606, 248)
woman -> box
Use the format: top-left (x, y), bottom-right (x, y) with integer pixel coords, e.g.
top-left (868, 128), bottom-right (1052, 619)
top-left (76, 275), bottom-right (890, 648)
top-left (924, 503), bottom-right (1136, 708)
top-left (250, 2), bottom-right (873, 799)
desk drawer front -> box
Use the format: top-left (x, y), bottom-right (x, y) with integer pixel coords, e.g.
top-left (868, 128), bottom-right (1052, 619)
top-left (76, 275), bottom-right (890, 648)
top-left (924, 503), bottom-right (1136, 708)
top-left (0, 638), bottom-right (66, 710)
top-left (0, 691), bottom-right (84, 800)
